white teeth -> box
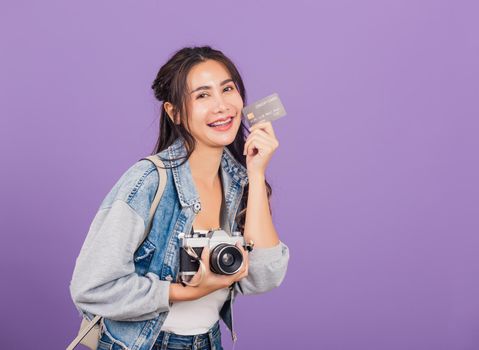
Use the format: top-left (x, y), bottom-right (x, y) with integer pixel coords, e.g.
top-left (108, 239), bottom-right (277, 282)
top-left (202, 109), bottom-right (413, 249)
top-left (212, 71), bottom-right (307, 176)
top-left (209, 117), bottom-right (232, 126)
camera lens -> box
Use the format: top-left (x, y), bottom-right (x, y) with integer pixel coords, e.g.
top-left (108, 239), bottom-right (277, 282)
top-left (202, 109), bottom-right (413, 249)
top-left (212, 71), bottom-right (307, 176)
top-left (221, 252), bottom-right (234, 267)
top-left (210, 244), bottom-right (243, 275)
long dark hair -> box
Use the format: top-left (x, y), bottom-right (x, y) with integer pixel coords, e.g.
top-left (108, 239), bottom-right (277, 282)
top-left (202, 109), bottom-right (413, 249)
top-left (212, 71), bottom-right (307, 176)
top-left (150, 45), bottom-right (272, 232)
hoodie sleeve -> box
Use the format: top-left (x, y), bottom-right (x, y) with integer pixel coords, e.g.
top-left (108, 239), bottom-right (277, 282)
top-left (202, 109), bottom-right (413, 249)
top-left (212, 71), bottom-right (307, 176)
top-left (69, 198), bottom-right (171, 322)
top-left (234, 240), bottom-right (290, 295)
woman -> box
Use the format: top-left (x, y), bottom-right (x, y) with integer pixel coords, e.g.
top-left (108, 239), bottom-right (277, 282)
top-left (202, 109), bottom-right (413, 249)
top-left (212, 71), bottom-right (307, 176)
top-left (70, 46), bottom-right (289, 350)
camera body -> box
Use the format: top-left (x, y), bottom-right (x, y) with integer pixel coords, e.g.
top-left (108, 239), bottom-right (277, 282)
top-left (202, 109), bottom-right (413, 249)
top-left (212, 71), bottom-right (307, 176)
top-left (179, 229), bottom-right (245, 282)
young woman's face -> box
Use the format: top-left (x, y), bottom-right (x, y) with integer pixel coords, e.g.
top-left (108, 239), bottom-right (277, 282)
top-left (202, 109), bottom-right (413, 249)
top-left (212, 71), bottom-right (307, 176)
top-left (183, 59), bottom-right (243, 149)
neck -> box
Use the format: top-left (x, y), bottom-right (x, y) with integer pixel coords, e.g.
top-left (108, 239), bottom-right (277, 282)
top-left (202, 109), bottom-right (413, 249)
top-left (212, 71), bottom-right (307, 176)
top-left (188, 142), bottom-right (223, 187)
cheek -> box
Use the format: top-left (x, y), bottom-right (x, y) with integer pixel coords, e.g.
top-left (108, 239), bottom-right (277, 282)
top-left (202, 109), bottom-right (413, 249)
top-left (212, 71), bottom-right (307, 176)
top-left (233, 94), bottom-right (244, 110)
top-left (189, 104), bottom-right (209, 124)
top-left (232, 96), bottom-right (244, 124)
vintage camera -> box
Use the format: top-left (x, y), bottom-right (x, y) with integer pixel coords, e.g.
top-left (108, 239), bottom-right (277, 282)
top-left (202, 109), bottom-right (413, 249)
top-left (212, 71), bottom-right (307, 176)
top-left (179, 229), bottom-right (247, 283)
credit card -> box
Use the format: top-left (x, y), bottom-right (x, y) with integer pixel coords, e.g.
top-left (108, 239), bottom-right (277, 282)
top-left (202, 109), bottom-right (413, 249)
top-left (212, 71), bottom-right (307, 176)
top-left (242, 92), bottom-right (287, 127)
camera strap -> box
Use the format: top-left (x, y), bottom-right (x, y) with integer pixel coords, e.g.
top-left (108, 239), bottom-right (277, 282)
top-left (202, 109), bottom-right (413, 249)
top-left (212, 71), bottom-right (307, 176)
top-left (181, 246), bottom-right (207, 287)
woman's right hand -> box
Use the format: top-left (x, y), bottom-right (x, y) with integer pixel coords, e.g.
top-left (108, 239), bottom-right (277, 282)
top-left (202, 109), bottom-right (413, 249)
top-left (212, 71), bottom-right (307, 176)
top-left (189, 242), bottom-right (249, 296)
top-left (169, 242), bottom-right (249, 302)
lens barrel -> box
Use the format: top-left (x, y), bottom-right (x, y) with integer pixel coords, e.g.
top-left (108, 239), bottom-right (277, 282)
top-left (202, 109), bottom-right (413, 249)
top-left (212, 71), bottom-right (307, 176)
top-left (210, 244), bottom-right (243, 275)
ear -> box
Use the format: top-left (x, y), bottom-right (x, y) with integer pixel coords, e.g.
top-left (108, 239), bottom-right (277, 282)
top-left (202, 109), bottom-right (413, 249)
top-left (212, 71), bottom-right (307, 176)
top-left (163, 102), bottom-right (181, 125)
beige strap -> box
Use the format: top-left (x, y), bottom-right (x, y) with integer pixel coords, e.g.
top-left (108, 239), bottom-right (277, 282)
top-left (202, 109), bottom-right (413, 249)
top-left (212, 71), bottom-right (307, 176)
top-left (66, 315), bottom-right (101, 350)
top-left (141, 155), bottom-right (168, 244)
top-left (66, 155), bottom-right (167, 350)
top-left (180, 246), bottom-right (207, 287)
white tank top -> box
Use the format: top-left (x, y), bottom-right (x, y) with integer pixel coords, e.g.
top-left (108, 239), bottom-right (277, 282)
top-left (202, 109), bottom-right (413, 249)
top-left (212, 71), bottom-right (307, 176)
top-left (161, 229), bottom-right (230, 335)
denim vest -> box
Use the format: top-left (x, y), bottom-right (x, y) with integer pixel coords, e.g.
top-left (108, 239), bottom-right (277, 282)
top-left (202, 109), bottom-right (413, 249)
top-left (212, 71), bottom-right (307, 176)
top-left (98, 137), bottom-right (248, 350)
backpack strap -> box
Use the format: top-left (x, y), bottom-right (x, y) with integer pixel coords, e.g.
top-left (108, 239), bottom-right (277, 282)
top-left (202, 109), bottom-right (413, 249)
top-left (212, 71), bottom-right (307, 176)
top-left (66, 155), bottom-right (168, 350)
top-left (140, 155), bottom-right (168, 242)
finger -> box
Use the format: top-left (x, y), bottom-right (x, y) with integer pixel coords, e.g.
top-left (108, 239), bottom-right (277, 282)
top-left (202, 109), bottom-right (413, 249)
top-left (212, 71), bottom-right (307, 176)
top-left (249, 121), bottom-right (276, 139)
top-left (243, 132), bottom-right (258, 155)
top-left (244, 131), bottom-right (277, 155)
top-left (240, 258), bottom-right (248, 276)
top-left (201, 247), bottom-right (210, 267)
top-left (246, 138), bottom-right (274, 157)
top-left (244, 134), bottom-right (268, 156)
top-left (236, 241), bottom-right (249, 260)
top-left (243, 250), bottom-right (249, 269)
top-left (190, 264), bottom-right (203, 284)
top-left (245, 139), bottom-right (260, 157)
top-left (235, 241), bottom-right (245, 251)
top-left (248, 128), bottom-right (277, 146)
top-left (238, 244), bottom-right (249, 275)
top-left (234, 242), bottom-right (247, 263)
top-left (249, 130), bottom-right (277, 148)
top-left (231, 264), bottom-right (246, 281)
top-left (246, 125), bottom-right (276, 141)
top-left (239, 260), bottom-right (248, 278)
top-left (201, 246), bottom-right (209, 258)
top-left (248, 120), bottom-right (272, 132)
top-left (244, 127), bottom-right (276, 149)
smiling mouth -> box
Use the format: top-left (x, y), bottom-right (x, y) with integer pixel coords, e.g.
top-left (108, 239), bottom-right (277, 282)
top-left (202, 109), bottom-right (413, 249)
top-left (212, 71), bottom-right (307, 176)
top-left (207, 116), bottom-right (234, 127)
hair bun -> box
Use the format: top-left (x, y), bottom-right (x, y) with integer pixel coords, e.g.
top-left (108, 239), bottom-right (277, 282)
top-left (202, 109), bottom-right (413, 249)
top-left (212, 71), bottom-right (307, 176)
top-left (152, 74), bottom-right (170, 101)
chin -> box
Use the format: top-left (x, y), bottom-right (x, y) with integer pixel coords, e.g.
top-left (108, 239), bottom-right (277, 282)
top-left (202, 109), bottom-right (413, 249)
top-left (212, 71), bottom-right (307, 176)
top-left (212, 135), bottom-right (236, 147)
top-left (206, 124), bottom-right (240, 146)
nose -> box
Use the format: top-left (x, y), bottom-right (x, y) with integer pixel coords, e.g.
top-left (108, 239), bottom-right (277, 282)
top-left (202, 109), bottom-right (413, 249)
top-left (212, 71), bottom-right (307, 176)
top-left (213, 92), bottom-right (229, 113)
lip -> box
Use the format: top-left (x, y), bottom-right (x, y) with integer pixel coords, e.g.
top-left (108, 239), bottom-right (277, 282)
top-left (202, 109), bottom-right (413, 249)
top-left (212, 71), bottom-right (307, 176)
top-left (207, 115), bottom-right (234, 125)
top-left (208, 117), bottom-right (234, 132)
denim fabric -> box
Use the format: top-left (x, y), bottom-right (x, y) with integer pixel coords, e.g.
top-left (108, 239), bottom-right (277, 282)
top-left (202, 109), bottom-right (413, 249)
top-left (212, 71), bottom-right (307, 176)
top-left (71, 136), bottom-right (289, 350)
top-left (153, 322), bottom-right (223, 350)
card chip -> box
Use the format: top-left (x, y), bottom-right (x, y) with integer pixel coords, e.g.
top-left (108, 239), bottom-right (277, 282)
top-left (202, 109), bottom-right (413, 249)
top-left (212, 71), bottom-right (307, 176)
top-left (247, 112), bottom-right (255, 120)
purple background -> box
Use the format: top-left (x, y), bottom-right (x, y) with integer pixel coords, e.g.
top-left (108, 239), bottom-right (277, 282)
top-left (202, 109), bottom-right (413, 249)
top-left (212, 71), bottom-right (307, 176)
top-left (1, 1), bottom-right (478, 349)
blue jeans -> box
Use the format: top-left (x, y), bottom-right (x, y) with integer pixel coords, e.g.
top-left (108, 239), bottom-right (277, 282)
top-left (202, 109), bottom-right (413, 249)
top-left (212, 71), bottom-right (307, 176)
top-left (153, 321), bottom-right (223, 350)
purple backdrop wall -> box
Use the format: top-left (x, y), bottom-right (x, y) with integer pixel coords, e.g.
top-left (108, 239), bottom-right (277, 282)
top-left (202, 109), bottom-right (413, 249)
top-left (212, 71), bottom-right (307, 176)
top-left (1, 1), bottom-right (478, 349)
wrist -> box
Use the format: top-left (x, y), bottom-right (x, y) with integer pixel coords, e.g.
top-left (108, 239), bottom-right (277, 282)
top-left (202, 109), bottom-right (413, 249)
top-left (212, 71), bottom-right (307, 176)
top-left (169, 283), bottom-right (203, 302)
top-left (247, 171), bottom-right (265, 182)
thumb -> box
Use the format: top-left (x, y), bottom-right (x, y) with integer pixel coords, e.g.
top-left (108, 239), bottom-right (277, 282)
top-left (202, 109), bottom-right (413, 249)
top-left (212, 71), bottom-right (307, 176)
top-left (201, 246), bottom-right (210, 264)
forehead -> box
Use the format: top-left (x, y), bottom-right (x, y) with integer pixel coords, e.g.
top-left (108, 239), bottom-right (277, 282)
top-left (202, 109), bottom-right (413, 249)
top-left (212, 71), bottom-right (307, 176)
top-left (187, 60), bottom-right (231, 88)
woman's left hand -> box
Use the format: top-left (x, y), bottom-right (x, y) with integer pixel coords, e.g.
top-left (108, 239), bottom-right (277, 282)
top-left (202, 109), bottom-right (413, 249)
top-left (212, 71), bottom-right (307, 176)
top-left (243, 121), bottom-right (279, 176)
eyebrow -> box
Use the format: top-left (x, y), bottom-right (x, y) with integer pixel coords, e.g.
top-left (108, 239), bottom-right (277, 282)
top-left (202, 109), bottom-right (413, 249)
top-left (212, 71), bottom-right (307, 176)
top-left (190, 79), bottom-right (234, 94)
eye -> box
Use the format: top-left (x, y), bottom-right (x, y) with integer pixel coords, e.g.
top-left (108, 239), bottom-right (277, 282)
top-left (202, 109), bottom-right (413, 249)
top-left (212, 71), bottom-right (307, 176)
top-left (196, 92), bottom-right (209, 99)
top-left (224, 85), bottom-right (235, 92)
